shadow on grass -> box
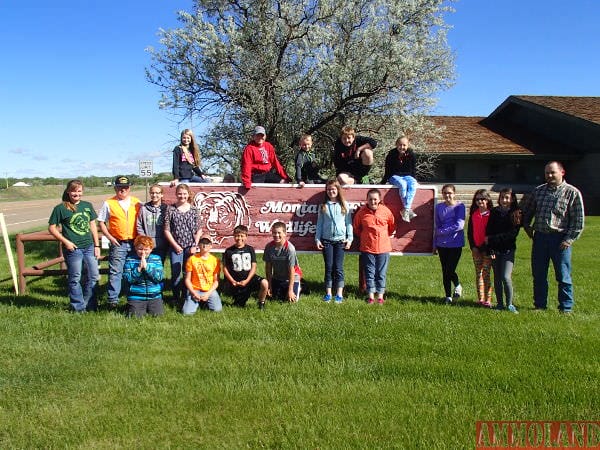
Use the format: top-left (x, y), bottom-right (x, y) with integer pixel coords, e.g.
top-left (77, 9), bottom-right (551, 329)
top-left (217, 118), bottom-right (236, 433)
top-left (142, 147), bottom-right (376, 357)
top-left (1, 275), bottom-right (74, 311)
top-left (340, 287), bottom-right (489, 309)
top-left (0, 291), bottom-right (65, 310)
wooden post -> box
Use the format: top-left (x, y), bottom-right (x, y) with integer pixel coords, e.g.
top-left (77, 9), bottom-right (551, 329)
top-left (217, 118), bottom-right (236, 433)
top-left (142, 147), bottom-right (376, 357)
top-left (0, 213), bottom-right (19, 295)
top-left (15, 232), bottom-right (27, 295)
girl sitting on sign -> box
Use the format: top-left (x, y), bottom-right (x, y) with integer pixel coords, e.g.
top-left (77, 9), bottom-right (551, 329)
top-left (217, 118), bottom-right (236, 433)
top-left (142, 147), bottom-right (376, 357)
top-left (170, 129), bottom-right (208, 186)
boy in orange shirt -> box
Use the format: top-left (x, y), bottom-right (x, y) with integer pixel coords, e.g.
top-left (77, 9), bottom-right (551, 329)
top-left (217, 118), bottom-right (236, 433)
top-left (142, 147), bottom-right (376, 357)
top-left (353, 189), bottom-right (395, 304)
top-left (182, 234), bottom-right (223, 314)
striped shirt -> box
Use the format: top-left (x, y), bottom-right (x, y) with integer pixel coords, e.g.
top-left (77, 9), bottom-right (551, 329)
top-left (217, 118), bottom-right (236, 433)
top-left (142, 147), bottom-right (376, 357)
top-left (521, 181), bottom-right (584, 244)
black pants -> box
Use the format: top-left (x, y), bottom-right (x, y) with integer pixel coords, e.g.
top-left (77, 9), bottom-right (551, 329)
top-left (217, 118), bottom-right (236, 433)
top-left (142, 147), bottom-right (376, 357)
top-left (437, 247), bottom-right (462, 297)
top-left (251, 170), bottom-right (284, 184)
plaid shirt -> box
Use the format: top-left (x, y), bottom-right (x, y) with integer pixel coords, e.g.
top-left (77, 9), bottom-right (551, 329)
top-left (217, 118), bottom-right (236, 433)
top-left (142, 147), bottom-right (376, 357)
top-left (521, 181), bottom-right (584, 244)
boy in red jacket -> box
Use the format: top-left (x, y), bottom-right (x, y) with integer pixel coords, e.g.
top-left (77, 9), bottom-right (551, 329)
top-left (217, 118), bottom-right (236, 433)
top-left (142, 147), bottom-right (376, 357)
top-left (240, 126), bottom-right (290, 189)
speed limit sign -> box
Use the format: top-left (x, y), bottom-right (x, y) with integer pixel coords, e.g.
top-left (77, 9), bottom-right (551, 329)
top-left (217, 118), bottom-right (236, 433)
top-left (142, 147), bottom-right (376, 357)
top-left (139, 160), bottom-right (153, 178)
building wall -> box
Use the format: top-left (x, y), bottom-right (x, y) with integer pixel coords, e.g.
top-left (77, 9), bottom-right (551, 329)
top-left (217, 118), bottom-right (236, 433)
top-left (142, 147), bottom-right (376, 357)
top-left (435, 156), bottom-right (542, 185)
top-left (569, 154), bottom-right (600, 214)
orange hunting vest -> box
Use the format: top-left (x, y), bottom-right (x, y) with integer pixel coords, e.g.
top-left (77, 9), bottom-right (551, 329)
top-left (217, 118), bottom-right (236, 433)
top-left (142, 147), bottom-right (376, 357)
top-left (106, 196), bottom-right (140, 241)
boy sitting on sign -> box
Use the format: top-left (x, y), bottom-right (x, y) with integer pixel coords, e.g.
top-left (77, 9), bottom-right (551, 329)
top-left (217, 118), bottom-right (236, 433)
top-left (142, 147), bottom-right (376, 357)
top-left (333, 126), bottom-right (377, 185)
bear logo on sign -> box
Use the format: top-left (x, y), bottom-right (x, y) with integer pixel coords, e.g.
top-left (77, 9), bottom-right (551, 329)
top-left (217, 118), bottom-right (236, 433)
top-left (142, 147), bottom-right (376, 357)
top-left (194, 191), bottom-right (251, 244)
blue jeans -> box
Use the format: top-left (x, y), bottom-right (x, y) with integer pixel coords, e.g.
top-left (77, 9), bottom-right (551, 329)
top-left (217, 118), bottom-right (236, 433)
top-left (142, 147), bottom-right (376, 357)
top-left (322, 240), bottom-right (346, 289)
top-left (182, 290), bottom-right (223, 314)
top-left (531, 232), bottom-right (573, 311)
top-left (107, 240), bottom-right (133, 304)
top-left (64, 244), bottom-right (100, 312)
top-left (389, 175), bottom-right (417, 210)
top-left (170, 247), bottom-right (193, 305)
top-left (179, 176), bottom-right (207, 183)
top-left (491, 249), bottom-right (515, 307)
top-left (361, 252), bottom-right (390, 295)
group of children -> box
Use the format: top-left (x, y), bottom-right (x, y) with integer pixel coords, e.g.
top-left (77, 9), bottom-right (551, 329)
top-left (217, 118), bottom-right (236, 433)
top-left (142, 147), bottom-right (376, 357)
top-left (238, 125), bottom-right (419, 229)
top-left (49, 178), bottom-right (523, 317)
top-left (434, 184), bottom-right (522, 313)
top-left (188, 125), bottom-right (417, 224)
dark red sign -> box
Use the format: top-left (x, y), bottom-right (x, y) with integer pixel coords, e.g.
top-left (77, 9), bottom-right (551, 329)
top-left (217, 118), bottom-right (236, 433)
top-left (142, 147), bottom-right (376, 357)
top-left (161, 183), bottom-right (435, 254)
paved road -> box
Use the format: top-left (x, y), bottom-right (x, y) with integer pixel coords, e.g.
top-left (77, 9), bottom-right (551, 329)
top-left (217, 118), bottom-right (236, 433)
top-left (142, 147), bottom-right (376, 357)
top-left (0, 190), bottom-right (147, 234)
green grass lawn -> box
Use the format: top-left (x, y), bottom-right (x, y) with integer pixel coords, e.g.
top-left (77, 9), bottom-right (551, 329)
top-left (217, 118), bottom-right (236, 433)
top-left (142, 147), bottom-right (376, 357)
top-left (0, 220), bottom-right (598, 448)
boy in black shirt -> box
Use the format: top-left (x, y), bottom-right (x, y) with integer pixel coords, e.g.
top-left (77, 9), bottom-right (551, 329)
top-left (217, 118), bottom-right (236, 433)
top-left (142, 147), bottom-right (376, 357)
top-left (222, 225), bottom-right (269, 309)
top-left (333, 126), bottom-right (377, 185)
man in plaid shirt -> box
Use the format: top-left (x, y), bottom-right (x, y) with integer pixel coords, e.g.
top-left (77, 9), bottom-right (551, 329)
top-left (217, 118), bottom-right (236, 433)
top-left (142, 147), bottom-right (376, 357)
top-left (521, 161), bottom-right (585, 313)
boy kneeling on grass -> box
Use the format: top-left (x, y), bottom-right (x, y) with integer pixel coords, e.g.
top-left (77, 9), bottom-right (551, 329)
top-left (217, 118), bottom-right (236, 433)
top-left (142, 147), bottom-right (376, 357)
top-left (183, 234), bottom-right (223, 314)
top-left (123, 235), bottom-right (164, 318)
top-left (222, 225), bottom-right (269, 309)
top-left (263, 221), bottom-right (302, 304)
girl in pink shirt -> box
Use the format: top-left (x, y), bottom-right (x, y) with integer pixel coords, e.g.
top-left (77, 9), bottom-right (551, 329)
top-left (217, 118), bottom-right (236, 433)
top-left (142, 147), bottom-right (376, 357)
top-left (467, 189), bottom-right (493, 307)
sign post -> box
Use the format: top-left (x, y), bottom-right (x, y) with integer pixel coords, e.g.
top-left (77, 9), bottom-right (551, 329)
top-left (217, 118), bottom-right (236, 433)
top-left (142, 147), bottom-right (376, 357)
top-left (139, 160), bottom-right (153, 202)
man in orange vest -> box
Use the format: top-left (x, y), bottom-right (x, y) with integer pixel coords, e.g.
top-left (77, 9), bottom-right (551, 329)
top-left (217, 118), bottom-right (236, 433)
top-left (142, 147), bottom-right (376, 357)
top-left (98, 175), bottom-right (141, 309)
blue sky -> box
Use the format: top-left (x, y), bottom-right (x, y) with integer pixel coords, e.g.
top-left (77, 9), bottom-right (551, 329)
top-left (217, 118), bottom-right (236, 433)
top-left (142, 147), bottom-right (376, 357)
top-left (1, 0), bottom-right (599, 179)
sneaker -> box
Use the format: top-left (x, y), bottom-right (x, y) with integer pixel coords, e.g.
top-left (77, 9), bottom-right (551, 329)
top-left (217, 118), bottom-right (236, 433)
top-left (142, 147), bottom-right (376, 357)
top-left (401, 209), bottom-right (410, 223)
top-left (453, 284), bottom-right (462, 298)
top-left (258, 301), bottom-right (265, 310)
top-left (482, 301), bottom-right (492, 308)
top-left (323, 294), bottom-right (332, 303)
top-left (334, 295), bottom-right (344, 304)
top-left (407, 209), bottom-right (417, 220)
top-left (444, 296), bottom-right (453, 304)
top-left (507, 304), bottom-right (519, 314)
top-left (377, 297), bottom-right (385, 304)
top-left (494, 304), bottom-right (505, 311)
top-left (367, 298), bottom-right (375, 304)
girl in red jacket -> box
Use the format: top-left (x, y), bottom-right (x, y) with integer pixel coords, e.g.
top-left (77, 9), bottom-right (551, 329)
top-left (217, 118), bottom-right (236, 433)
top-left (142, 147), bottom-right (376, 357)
top-left (467, 189), bottom-right (493, 307)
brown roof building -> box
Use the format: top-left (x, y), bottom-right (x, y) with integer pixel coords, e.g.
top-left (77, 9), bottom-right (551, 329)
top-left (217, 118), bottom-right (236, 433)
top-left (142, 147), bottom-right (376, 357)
top-left (426, 95), bottom-right (600, 213)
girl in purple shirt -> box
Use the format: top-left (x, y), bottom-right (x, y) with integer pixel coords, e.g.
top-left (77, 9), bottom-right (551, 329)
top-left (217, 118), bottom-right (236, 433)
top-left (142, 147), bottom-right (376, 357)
top-left (434, 184), bottom-right (465, 304)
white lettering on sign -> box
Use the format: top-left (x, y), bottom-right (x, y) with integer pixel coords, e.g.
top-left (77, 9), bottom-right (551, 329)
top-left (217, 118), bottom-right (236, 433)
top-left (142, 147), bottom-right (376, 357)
top-left (259, 201), bottom-right (319, 218)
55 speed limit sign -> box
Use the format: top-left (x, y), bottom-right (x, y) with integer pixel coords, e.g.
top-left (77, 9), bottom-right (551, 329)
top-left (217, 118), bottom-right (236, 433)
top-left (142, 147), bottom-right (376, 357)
top-left (139, 160), bottom-right (153, 178)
